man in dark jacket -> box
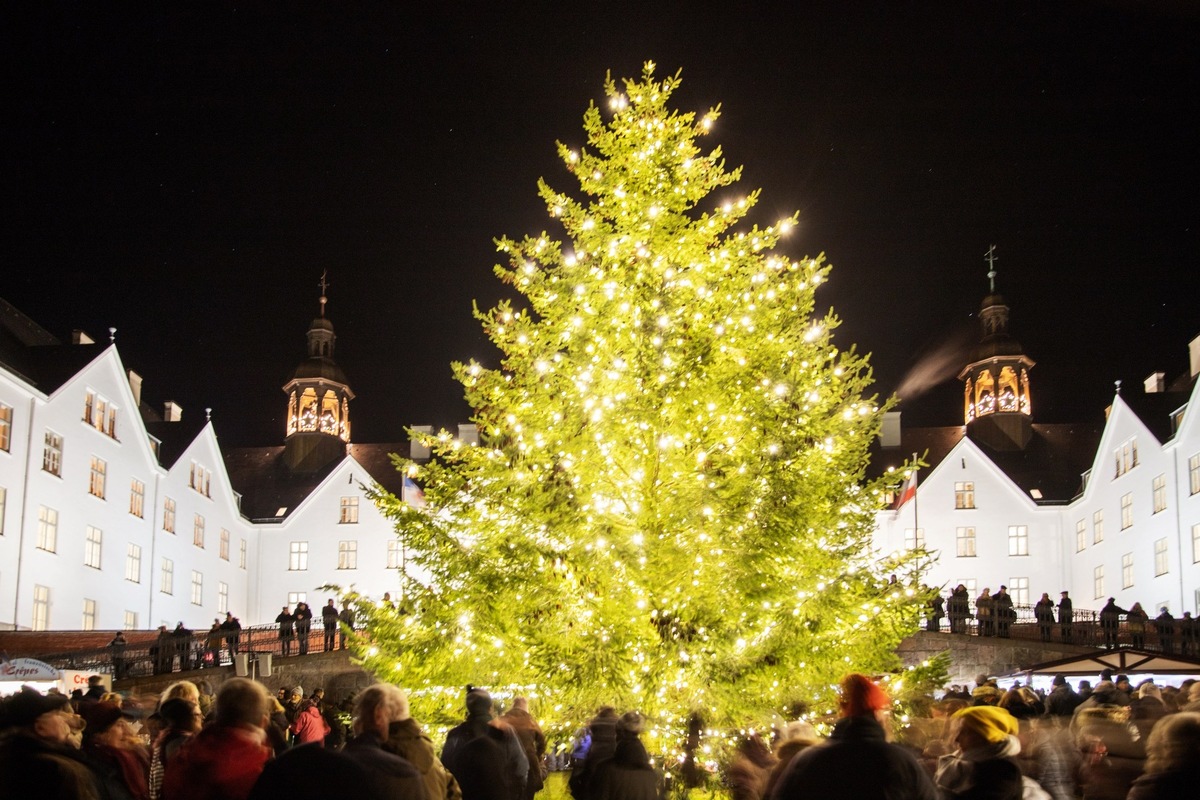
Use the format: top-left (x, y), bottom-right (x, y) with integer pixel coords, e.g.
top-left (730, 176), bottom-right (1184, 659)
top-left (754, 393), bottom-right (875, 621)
top-left (1100, 598), bottom-right (1127, 649)
top-left (569, 706), bottom-right (619, 800)
top-left (1057, 591), bottom-right (1074, 643)
top-left (501, 697), bottom-right (546, 800)
top-left (1155, 608), bottom-right (1176, 654)
top-left (322, 599), bottom-right (339, 652)
top-left (770, 674), bottom-right (936, 800)
top-left (342, 683), bottom-right (425, 799)
top-left (294, 602), bottom-right (313, 655)
top-left (276, 605), bottom-right (296, 656)
top-left (221, 612), bottom-right (242, 660)
top-left (591, 712), bottom-right (657, 800)
top-left (0, 686), bottom-right (100, 799)
top-left (338, 603), bottom-right (356, 649)
top-left (442, 689), bottom-right (527, 800)
top-left (1044, 675), bottom-right (1083, 717)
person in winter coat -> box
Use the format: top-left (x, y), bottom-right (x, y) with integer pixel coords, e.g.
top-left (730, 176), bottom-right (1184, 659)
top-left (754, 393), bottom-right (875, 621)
top-left (725, 732), bottom-right (776, 800)
top-left (568, 706), bottom-right (619, 800)
top-left (383, 692), bottom-right (463, 800)
top-left (934, 706), bottom-right (1036, 800)
top-left (1043, 675), bottom-right (1082, 718)
top-left (1099, 598), bottom-right (1126, 649)
top-left (205, 621), bottom-right (223, 668)
top-left (294, 602), bottom-right (314, 655)
top-left (220, 612), bottom-right (242, 660)
top-left (501, 697), bottom-right (546, 800)
top-left (0, 687), bottom-right (102, 799)
top-left (1072, 703), bottom-right (1146, 800)
top-left (442, 689), bottom-right (527, 800)
top-left (79, 700), bottom-right (150, 800)
top-left (926, 593), bottom-right (945, 632)
top-left (276, 605), bottom-right (296, 656)
top-left (162, 678), bottom-right (272, 800)
top-left (975, 589), bottom-right (994, 637)
top-left (1034, 593), bottom-right (1056, 642)
top-left (1154, 608), bottom-right (1176, 654)
top-left (338, 603), bottom-right (356, 649)
top-left (769, 673), bottom-right (937, 800)
top-left (592, 712), bottom-right (659, 800)
top-left (1057, 591), bottom-right (1074, 643)
top-left (1125, 711), bottom-right (1200, 800)
top-left (1125, 603), bottom-right (1149, 649)
top-left (290, 698), bottom-right (331, 747)
top-left (342, 683), bottom-right (425, 799)
top-left (322, 599), bottom-right (340, 652)
top-left (993, 586), bottom-right (1015, 638)
top-left (148, 698), bottom-right (202, 800)
top-left (947, 585), bottom-right (972, 634)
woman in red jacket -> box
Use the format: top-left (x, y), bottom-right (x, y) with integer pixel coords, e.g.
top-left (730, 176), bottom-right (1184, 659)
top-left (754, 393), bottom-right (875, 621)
top-left (290, 698), bottom-right (331, 747)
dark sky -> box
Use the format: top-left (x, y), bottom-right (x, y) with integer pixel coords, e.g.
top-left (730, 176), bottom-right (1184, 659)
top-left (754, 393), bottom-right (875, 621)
top-left (3, 2), bottom-right (1198, 447)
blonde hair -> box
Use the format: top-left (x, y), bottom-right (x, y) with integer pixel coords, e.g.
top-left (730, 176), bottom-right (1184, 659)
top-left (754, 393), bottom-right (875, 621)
top-left (160, 680), bottom-right (200, 707)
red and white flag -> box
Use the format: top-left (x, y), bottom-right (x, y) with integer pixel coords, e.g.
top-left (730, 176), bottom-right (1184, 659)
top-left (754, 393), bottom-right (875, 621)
top-left (895, 470), bottom-right (918, 509)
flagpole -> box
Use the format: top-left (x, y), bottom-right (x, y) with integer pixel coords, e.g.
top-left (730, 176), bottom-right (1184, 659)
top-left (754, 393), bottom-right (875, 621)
top-left (912, 452), bottom-right (919, 544)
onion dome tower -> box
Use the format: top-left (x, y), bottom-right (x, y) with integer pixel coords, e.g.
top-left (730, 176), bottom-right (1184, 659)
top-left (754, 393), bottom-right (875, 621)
top-left (956, 246), bottom-right (1034, 451)
top-left (282, 273), bottom-right (354, 472)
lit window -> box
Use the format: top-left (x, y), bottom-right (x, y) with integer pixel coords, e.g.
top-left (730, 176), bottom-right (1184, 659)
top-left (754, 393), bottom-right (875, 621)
top-left (239, 538), bottom-right (247, 570)
top-left (904, 528), bottom-right (925, 551)
top-left (125, 543), bottom-right (141, 583)
top-left (340, 496), bottom-right (360, 524)
top-left (193, 514), bottom-right (205, 548)
top-left (1152, 474), bottom-right (1167, 514)
top-left (88, 456), bottom-right (107, 499)
top-left (190, 571), bottom-right (203, 606)
top-left (338, 540), bottom-right (358, 570)
top-left (1093, 565), bottom-right (1105, 599)
top-left (123, 610), bottom-right (138, 630)
top-left (43, 431), bottom-right (63, 476)
top-left (956, 527), bottom-right (976, 557)
top-left (1093, 509), bottom-right (1104, 543)
top-left (1008, 525), bottom-right (1029, 556)
top-left (1190, 454), bottom-right (1200, 496)
top-left (957, 578), bottom-right (977, 596)
top-left (0, 486), bottom-right (6, 536)
top-left (289, 541), bottom-right (308, 571)
top-left (387, 540), bottom-right (403, 569)
top-left (84, 391), bottom-right (94, 424)
top-left (1155, 538), bottom-right (1169, 576)
top-left (954, 482), bottom-right (975, 509)
top-left (130, 479), bottom-right (145, 518)
top-left (1008, 577), bottom-right (1029, 606)
top-left (188, 462), bottom-right (212, 496)
top-left (287, 591), bottom-right (306, 607)
top-left (161, 558), bottom-right (174, 595)
top-left (220, 529), bottom-right (230, 560)
top-left (1115, 438), bottom-right (1139, 477)
top-left (218, 582), bottom-right (229, 614)
top-left (82, 598), bottom-right (97, 631)
top-left (0, 403), bottom-right (12, 451)
top-left (1121, 493), bottom-right (1133, 530)
top-left (32, 585), bottom-right (50, 631)
top-left (84, 526), bottom-right (102, 569)
top-left (1122, 553), bottom-right (1134, 588)
top-left (36, 506), bottom-right (58, 552)
top-left (163, 497), bottom-right (176, 533)
top-left (1076, 519), bottom-right (1086, 552)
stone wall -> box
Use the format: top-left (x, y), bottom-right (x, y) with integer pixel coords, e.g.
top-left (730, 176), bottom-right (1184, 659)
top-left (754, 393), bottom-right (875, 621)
top-left (898, 630), bottom-right (1097, 685)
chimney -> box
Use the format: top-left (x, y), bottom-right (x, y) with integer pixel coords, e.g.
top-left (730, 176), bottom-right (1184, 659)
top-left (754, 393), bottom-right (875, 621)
top-left (1191, 334), bottom-right (1200, 379)
top-left (1144, 372), bottom-right (1165, 394)
top-left (881, 411), bottom-right (902, 448)
top-left (127, 370), bottom-right (143, 406)
top-left (409, 424), bottom-right (432, 460)
top-left (163, 401), bottom-right (183, 422)
top-left (457, 423), bottom-right (479, 447)
top-left (72, 330), bottom-right (94, 345)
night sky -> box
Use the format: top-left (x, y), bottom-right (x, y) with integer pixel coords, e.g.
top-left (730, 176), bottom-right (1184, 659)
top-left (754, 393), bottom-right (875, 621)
top-left (3, 3), bottom-right (1198, 448)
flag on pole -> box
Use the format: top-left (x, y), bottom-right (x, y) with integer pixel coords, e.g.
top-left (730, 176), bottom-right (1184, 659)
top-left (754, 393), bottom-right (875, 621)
top-left (402, 476), bottom-right (426, 509)
top-left (896, 470), bottom-right (918, 509)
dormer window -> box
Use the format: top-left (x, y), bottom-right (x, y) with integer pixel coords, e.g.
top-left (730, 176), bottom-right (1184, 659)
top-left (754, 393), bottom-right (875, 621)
top-left (83, 390), bottom-right (118, 438)
top-left (189, 461), bottom-right (212, 497)
top-left (1114, 438), bottom-right (1139, 478)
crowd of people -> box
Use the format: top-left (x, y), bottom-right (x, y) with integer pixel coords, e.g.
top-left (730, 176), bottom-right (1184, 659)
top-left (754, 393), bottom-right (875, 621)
top-left (4, 667), bottom-right (1200, 800)
top-left (926, 587), bottom-right (1199, 653)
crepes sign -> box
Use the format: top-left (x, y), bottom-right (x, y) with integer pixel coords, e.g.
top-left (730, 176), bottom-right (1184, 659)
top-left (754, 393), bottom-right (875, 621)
top-left (0, 657), bottom-right (59, 681)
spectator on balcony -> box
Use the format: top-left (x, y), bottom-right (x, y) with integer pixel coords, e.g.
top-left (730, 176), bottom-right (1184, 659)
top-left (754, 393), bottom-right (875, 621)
top-left (172, 622), bottom-right (194, 671)
top-left (322, 599), bottom-right (340, 652)
top-left (1126, 603), bottom-right (1149, 650)
top-left (1099, 598), bottom-right (1127, 650)
top-left (1057, 591), bottom-right (1074, 643)
top-left (205, 620), bottom-right (224, 668)
top-left (975, 588), bottom-right (994, 637)
top-left (276, 605), bottom-right (296, 656)
top-left (220, 612), bottom-right (242, 660)
top-left (294, 603), bottom-right (313, 655)
top-left (1180, 612), bottom-right (1196, 656)
top-left (1034, 593), bottom-right (1055, 642)
top-left (947, 585), bottom-right (972, 634)
top-left (108, 631), bottom-right (128, 680)
top-left (993, 586), bottom-right (1015, 638)
top-left (338, 603), bottom-right (356, 650)
top-left (926, 592), bottom-right (944, 632)
top-left (1155, 609), bottom-right (1176, 654)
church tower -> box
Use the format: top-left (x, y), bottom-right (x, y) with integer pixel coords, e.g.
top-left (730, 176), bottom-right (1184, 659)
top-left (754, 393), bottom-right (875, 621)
top-left (957, 247), bottom-right (1034, 451)
top-left (282, 273), bottom-right (354, 472)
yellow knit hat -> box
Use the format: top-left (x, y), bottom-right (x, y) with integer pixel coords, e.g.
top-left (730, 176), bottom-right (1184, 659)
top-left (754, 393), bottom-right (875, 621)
top-left (954, 706), bottom-right (1018, 743)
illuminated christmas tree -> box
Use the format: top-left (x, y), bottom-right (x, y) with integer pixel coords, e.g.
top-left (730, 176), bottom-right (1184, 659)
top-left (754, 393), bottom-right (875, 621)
top-left (352, 63), bottom-right (927, 750)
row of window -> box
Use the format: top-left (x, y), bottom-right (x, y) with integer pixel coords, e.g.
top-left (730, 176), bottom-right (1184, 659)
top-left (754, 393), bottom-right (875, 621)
top-left (906, 525), bottom-right (1030, 557)
top-left (29, 580), bottom-right (231, 632)
top-left (288, 538), bottom-right (404, 571)
top-left (83, 391), bottom-right (119, 439)
top-left (34, 505), bottom-right (247, 568)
